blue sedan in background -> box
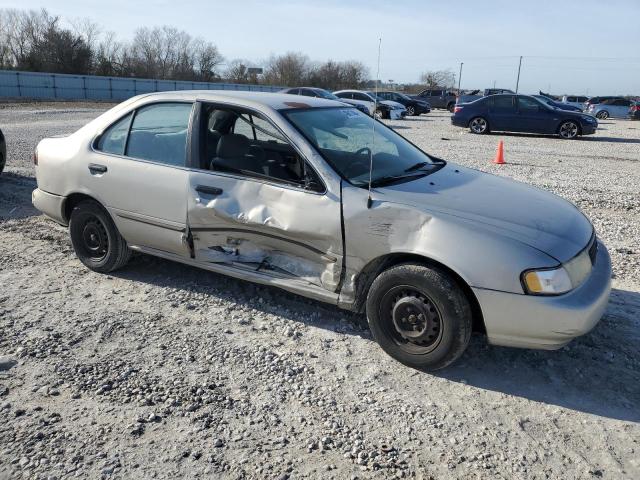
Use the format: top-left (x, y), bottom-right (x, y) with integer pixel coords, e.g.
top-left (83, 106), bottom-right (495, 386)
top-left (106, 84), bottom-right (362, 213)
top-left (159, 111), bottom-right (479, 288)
top-left (452, 94), bottom-right (598, 139)
top-left (533, 95), bottom-right (583, 112)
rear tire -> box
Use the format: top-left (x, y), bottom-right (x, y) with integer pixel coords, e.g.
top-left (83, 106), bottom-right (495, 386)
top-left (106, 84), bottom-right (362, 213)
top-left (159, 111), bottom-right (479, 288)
top-left (469, 117), bottom-right (489, 134)
top-left (366, 264), bottom-right (472, 371)
top-left (69, 200), bottom-right (131, 273)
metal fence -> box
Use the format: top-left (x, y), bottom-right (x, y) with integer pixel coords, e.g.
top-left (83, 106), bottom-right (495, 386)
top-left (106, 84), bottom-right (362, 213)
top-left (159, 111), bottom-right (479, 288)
top-left (0, 70), bottom-right (284, 101)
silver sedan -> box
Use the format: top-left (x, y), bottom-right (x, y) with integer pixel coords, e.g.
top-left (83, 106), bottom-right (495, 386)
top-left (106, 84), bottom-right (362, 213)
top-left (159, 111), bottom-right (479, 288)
top-left (32, 91), bottom-right (612, 370)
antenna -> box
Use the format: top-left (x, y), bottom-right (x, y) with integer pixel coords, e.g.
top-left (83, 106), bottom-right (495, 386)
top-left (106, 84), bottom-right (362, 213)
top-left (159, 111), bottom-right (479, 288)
top-left (367, 37), bottom-right (382, 209)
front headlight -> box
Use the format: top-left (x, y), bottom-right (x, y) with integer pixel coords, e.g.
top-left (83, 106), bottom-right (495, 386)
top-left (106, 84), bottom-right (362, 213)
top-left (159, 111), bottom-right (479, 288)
top-left (522, 246), bottom-right (593, 295)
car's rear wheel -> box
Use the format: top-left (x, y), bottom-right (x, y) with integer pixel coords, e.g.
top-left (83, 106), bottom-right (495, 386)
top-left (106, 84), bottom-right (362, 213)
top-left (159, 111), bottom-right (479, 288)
top-left (366, 264), bottom-right (472, 371)
top-left (558, 120), bottom-right (579, 139)
top-left (69, 200), bottom-right (131, 273)
top-left (406, 105), bottom-right (416, 116)
top-left (469, 117), bottom-right (489, 134)
top-left (596, 110), bottom-right (609, 119)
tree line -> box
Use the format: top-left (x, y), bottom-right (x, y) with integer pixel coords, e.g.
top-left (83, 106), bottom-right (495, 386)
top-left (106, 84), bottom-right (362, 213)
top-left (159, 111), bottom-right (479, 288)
top-left (0, 8), bottom-right (370, 89)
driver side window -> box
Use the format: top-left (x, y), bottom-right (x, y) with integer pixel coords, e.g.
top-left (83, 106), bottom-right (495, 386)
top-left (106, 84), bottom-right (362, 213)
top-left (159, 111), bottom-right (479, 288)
top-left (200, 104), bottom-right (324, 192)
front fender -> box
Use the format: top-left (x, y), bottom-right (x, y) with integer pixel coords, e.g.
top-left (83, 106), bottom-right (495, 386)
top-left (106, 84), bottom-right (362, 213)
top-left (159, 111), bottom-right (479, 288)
top-left (339, 185), bottom-right (558, 306)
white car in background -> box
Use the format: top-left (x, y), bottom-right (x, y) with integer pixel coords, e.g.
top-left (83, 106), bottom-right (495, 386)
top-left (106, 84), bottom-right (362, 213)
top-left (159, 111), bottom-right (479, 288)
top-left (333, 90), bottom-right (406, 119)
top-left (560, 95), bottom-right (589, 110)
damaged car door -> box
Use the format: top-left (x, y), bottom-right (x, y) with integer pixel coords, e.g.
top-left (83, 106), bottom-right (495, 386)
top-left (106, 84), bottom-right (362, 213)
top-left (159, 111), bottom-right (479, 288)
top-left (186, 103), bottom-right (344, 293)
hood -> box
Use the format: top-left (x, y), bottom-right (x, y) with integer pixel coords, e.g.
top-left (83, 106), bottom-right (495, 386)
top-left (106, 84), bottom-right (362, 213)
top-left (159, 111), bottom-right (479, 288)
top-left (375, 164), bottom-right (593, 262)
top-left (380, 100), bottom-right (405, 109)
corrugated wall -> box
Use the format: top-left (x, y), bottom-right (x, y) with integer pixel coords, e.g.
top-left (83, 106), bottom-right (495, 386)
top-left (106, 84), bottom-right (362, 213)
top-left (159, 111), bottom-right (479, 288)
top-left (0, 70), bottom-right (284, 101)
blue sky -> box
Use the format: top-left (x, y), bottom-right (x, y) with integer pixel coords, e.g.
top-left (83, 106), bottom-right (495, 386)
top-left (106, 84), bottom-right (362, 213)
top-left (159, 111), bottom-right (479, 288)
top-left (5, 0), bottom-right (640, 95)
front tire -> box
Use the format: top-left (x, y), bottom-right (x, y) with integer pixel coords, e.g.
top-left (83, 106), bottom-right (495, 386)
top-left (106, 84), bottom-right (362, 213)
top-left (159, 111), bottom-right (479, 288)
top-left (596, 110), bottom-right (609, 119)
top-left (469, 117), bottom-right (489, 134)
top-left (558, 120), bottom-right (579, 139)
top-left (69, 200), bottom-right (131, 273)
top-left (447, 102), bottom-right (456, 113)
top-left (366, 264), bottom-right (472, 371)
top-left (406, 105), bottom-right (416, 116)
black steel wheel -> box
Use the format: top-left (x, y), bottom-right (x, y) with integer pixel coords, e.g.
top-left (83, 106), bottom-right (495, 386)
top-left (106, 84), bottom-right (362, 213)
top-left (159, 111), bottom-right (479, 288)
top-left (69, 200), bottom-right (131, 273)
top-left (366, 264), bottom-right (472, 371)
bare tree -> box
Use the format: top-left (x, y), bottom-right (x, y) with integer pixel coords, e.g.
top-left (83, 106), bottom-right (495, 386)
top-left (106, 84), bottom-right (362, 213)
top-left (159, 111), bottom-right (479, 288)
top-left (263, 52), bottom-right (309, 86)
top-left (419, 69), bottom-right (456, 89)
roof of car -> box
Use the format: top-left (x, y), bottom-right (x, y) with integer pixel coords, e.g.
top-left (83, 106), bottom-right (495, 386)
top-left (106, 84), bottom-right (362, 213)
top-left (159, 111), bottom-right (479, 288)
top-left (133, 90), bottom-right (347, 110)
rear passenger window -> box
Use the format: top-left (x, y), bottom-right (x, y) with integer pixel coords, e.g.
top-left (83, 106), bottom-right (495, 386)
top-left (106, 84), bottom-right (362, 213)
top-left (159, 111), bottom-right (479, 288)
top-left (126, 103), bottom-right (192, 167)
top-left (492, 96), bottom-right (515, 111)
top-left (96, 113), bottom-right (132, 155)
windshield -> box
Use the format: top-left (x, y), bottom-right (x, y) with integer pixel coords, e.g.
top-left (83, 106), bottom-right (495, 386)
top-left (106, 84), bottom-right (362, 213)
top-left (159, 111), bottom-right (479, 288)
top-left (314, 89), bottom-right (340, 100)
top-left (284, 107), bottom-right (443, 186)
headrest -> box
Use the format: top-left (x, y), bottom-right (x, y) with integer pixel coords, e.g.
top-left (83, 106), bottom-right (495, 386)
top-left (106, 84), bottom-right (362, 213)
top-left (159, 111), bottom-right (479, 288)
top-left (217, 134), bottom-right (249, 158)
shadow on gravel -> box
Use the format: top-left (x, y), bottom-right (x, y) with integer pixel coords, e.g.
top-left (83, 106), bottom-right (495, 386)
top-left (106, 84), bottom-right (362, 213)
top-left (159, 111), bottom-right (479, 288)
top-left (112, 253), bottom-right (370, 336)
top-left (437, 288), bottom-right (640, 423)
top-left (0, 171), bottom-right (40, 221)
top-left (111, 251), bottom-right (640, 423)
top-left (580, 136), bottom-right (640, 144)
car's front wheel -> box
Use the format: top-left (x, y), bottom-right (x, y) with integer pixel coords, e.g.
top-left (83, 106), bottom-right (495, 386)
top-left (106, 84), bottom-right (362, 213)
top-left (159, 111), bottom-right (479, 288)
top-left (366, 264), bottom-right (472, 371)
top-left (447, 102), bottom-right (456, 113)
top-left (469, 117), bottom-right (489, 134)
top-left (596, 110), bottom-right (609, 119)
top-left (558, 120), bottom-right (579, 139)
top-left (406, 105), bottom-right (416, 116)
top-left (69, 200), bottom-right (131, 273)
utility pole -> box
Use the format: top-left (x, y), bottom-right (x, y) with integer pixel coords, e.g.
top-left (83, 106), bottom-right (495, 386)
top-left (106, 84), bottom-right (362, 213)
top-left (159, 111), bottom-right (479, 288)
top-left (457, 62), bottom-right (463, 94)
top-left (515, 56), bottom-right (523, 93)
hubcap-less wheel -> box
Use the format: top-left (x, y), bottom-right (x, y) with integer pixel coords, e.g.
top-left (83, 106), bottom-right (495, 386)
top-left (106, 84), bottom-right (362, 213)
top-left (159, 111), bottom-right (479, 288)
top-left (559, 121), bottom-right (579, 139)
top-left (596, 111), bottom-right (608, 119)
top-left (380, 286), bottom-right (443, 354)
top-left (406, 105), bottom-right (415, 115)
top-left (470, 117), bottom-right (488, 134)
top-left (80, 217), bottom-right (109, 260)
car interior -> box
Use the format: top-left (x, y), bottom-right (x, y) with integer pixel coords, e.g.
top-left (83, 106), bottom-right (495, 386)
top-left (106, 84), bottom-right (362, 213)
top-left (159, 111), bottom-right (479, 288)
top-left (200, 104), bottom-right (322, 190)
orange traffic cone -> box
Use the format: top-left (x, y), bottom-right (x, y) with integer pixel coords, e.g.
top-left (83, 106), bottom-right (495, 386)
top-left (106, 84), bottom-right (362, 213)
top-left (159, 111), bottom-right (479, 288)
top-left (493, 140), bottom-right (505, 164)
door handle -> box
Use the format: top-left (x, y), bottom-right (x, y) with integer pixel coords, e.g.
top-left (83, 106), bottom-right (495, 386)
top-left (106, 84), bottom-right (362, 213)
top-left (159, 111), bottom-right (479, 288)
top-left (88, 163), bottom-right (107, 175)
top-left (195, 185), bottom-right (223, 196)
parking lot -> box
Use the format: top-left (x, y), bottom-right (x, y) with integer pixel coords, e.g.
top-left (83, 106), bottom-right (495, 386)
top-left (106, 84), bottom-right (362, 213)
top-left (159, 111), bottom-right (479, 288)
top-left (1, 103), bottom-right (639, 479)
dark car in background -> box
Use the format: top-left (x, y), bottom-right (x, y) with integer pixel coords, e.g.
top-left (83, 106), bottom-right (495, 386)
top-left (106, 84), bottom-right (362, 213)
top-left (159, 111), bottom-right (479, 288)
top-left (280, 87), bottom-right (370, 115)
top-left (375, 91), bottom-right (430, 115)
top-left (411, 88), bottom-right (457, 112)
top-left (0, 128), bottom-right (6, 174)
top-left (451, 94), bottom-right (598, 139)
top-left (533, 95), bottom-right (583, 112)
top-left (629, 101), bottom-right (640, 120)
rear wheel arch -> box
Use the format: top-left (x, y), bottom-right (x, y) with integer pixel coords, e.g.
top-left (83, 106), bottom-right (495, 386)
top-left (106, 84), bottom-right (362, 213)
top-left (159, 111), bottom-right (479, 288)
top-left (63, 193), bottom-right (106, 224)
top-left (352, 253), bottom-right (486, 335)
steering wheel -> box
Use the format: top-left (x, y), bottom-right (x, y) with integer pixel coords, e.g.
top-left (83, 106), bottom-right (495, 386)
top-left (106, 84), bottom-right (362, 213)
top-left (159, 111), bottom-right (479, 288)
top-left (344, 147), bottom-right (372, 177)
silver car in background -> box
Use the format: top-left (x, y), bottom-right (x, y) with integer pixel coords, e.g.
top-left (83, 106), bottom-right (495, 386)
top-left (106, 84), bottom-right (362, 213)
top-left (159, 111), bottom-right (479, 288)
top-left (333, 89), bottom-right (406, 119)
top-left (32, 91), bottom-right (611, 370)
top-left (589, 98), bottom-right (634, 119)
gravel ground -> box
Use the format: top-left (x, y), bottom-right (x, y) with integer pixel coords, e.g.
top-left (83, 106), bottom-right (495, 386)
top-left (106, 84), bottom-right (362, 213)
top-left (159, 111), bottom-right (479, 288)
top-left (0, 103), bottom-right (638, 480)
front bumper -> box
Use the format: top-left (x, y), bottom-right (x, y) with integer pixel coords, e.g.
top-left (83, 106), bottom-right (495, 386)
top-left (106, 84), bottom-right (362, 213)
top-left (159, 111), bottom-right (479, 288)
top-left (32, 188), bottom-right (67, 225)
top-left (473, 241), bottom-right (612, 350)
top-left (581, 122), bottom-right (597, 135)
